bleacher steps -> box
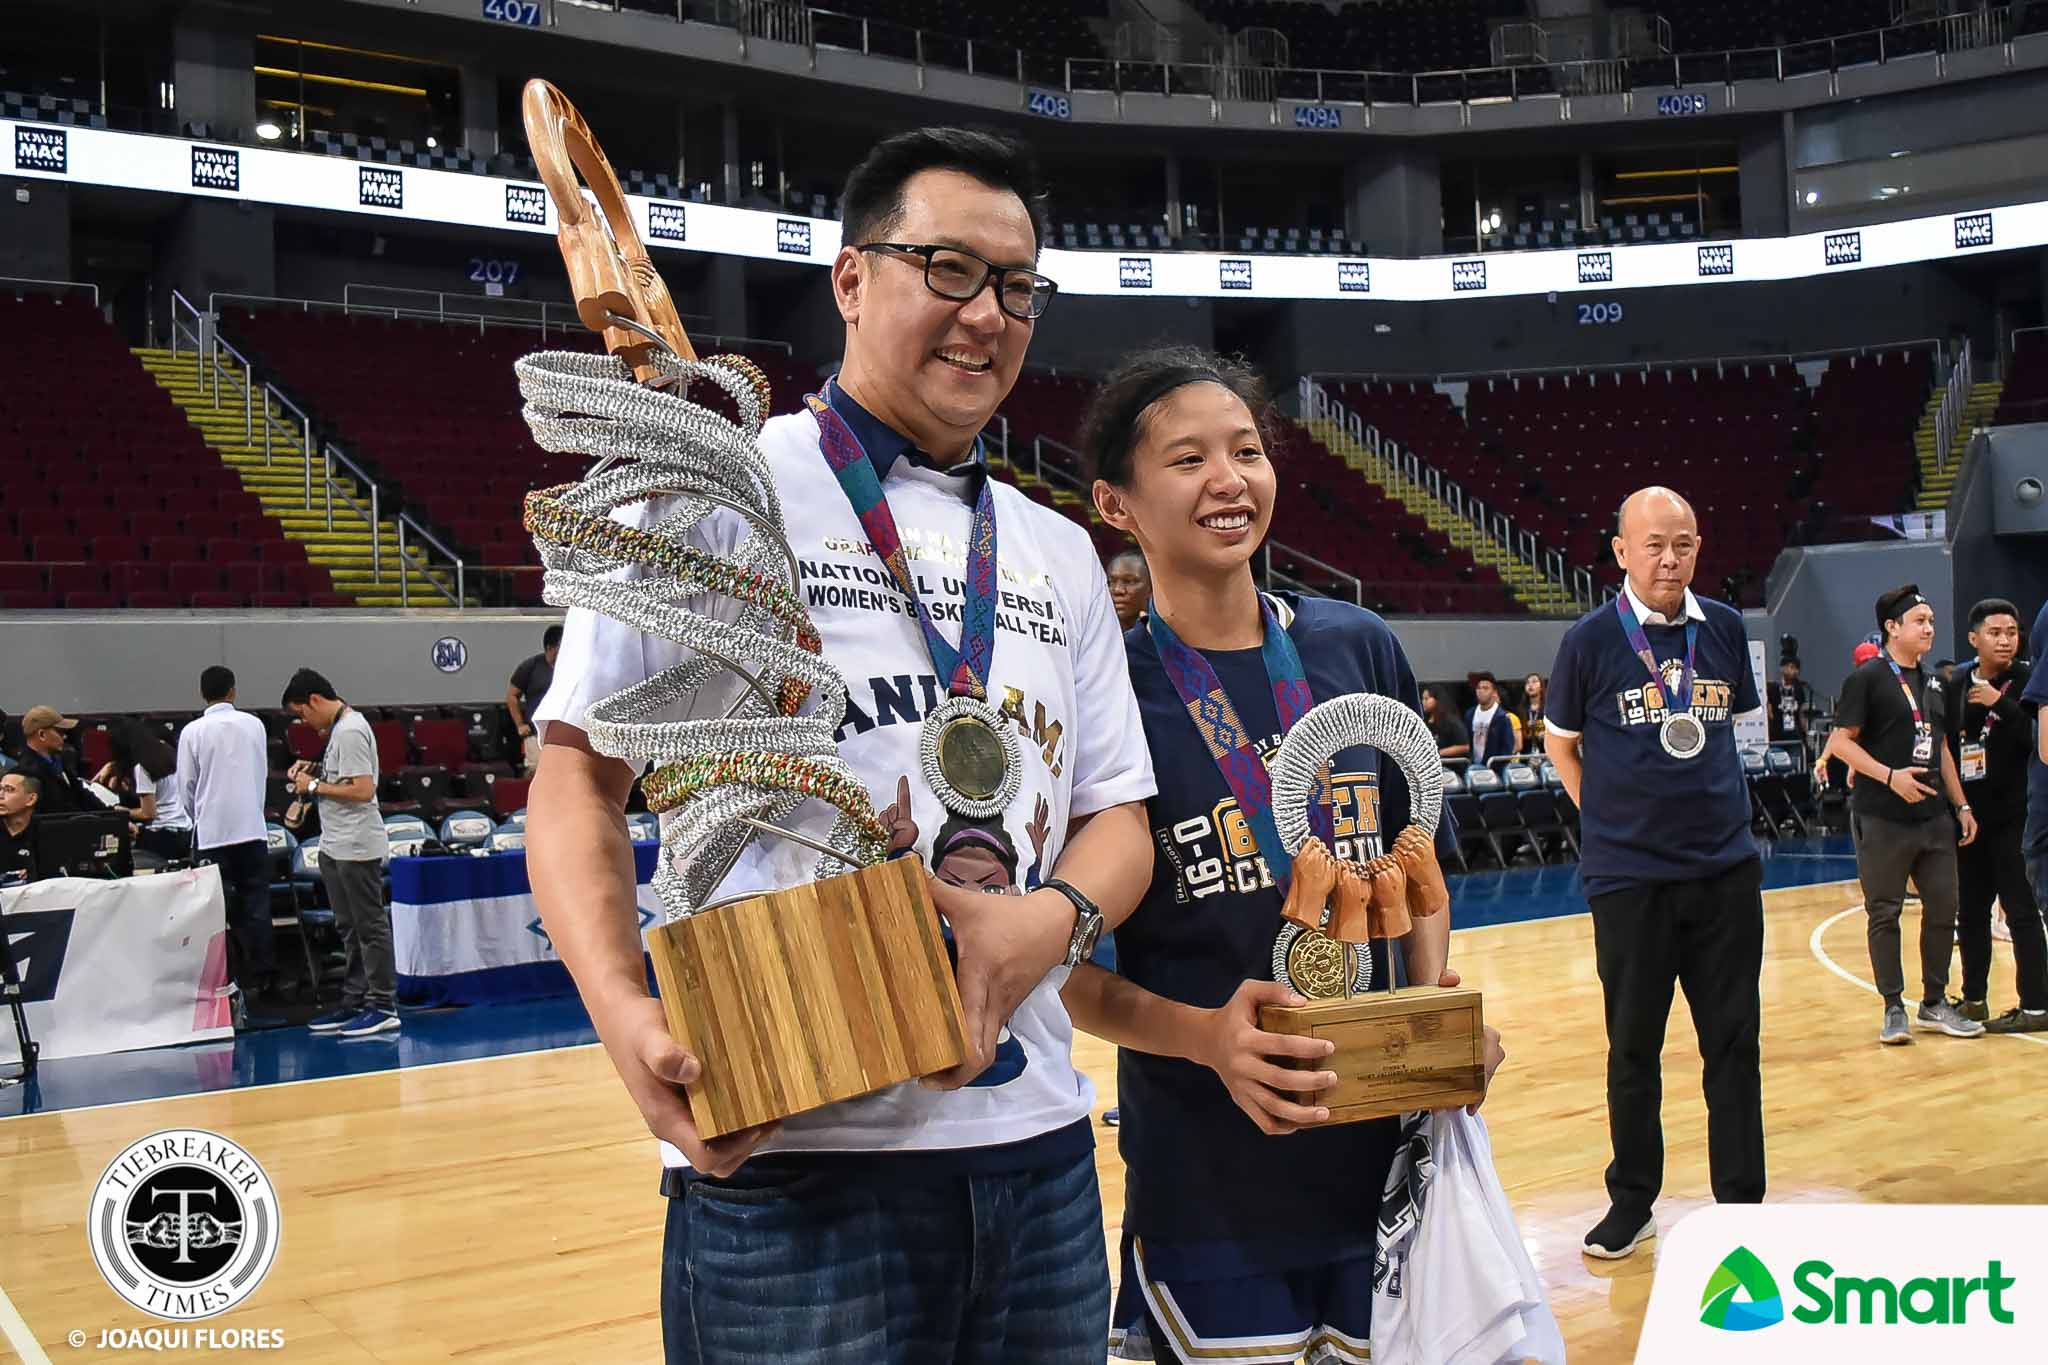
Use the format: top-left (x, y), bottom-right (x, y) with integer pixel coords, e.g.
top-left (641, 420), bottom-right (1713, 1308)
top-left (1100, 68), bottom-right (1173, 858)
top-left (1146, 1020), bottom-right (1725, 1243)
top-left (133, 347), bottom-right (474, 606)
top-left (1302, 417), bottom-right (1578, 616)
top-left (1911, 380), bottom-right (2001, 511)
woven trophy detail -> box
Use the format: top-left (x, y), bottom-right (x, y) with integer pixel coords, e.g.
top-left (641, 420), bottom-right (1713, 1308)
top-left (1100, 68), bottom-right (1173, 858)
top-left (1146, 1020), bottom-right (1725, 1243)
top-left (1267, 694), bottom-right (1452, 946)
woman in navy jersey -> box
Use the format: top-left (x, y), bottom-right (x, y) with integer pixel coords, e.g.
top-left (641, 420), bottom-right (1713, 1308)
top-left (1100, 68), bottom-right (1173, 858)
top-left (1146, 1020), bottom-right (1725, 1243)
top-left (1063, 346), bottom-right (1503, 1364)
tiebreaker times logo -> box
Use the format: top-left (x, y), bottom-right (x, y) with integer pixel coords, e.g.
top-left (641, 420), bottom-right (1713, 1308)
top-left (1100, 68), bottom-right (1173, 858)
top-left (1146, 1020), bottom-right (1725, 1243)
top-left (84, 1128), bottom-right (287, 1345)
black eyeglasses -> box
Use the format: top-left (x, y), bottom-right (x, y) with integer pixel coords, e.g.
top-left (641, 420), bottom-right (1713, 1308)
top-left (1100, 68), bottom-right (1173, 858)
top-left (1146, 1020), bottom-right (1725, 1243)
top-left (855, 242), bottom-right (1058, 321)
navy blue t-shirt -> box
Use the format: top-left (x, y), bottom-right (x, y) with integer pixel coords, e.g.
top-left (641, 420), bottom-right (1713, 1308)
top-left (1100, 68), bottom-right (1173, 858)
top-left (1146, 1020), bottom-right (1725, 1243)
top-left (1115, 592), bottom-right (1452, 1261)
top-left (2023, 599), bottom-right (2048, 855)
top-left (1547, 593), bottom-right (1761, 896)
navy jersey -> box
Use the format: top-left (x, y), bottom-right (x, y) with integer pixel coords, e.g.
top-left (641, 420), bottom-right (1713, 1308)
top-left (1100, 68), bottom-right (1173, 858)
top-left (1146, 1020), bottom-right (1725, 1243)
top-left (1115, 592), bottom-right (1448, 1260)
top-left (1546, 589), bottom-right (1761, 896)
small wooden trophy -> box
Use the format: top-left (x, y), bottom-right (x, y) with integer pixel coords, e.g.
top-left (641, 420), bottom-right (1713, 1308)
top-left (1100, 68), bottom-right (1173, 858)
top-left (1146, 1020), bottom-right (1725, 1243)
top-left (520, 79), bottom-right (967, 1140)
top-left (1255, 694), bottom-right (1486, 1122)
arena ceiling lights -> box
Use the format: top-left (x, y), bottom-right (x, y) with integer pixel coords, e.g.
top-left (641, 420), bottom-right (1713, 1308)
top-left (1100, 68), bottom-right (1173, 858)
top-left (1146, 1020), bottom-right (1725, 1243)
top-left (10, 119), bottom-right (2044, 302)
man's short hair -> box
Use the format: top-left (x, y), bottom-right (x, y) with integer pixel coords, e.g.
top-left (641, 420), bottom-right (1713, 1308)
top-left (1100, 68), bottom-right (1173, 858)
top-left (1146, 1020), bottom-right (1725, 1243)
top-left (281, 668), bottom-right (339, 708)
top-left (840, 127), bottom-right (1051, 259)
top-left (1472, 671), bottom-right (1498, 687)
top-left (199, 665), bottom-right (236, 703)
top-left (1969, 597), bottom-right (2020, 630)
top-left (543, 624), bottom-right (564, 649)
top-left (2, 771), bottom-right (41, 801)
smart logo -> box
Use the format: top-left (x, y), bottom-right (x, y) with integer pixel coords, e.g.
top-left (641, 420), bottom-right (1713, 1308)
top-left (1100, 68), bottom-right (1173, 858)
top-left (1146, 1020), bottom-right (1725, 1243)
top-left (1700, 1247), bottom-right (1784, 1332)
top-left (1700, 1245), bottom-right (2017, 1332)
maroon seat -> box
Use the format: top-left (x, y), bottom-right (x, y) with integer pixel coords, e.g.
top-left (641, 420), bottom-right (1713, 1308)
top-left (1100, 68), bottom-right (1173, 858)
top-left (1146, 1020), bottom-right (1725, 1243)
top-left (47, 563), bottom-right (106, 594)
top-left (34, 536), bottom-right (87, 561)
top-left (167, 562), bottom-right (221, 596)
top-left (63, 591), bottom-right (119, 609)
top-left (126, 591), bottom-right (180, 609)
top-left (189, 591), bottom-right (246, 609)
top-left (0, 591), bottom-right (58, 608)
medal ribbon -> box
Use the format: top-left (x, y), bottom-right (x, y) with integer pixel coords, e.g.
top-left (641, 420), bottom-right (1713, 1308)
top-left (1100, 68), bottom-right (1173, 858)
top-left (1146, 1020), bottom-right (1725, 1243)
top-left (807, 389), bottom-right (997, 700)
top-left (1148, 597), bottom-right (1334, 893)
top-left (1614, 594), bottom-right (1698, 717)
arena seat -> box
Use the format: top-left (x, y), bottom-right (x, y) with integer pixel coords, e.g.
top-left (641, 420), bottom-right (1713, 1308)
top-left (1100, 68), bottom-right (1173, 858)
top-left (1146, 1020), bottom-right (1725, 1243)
top-left (0, 294), bottom-right (327, 607)
top-left (1327, 347), bottom-right (1932, 607)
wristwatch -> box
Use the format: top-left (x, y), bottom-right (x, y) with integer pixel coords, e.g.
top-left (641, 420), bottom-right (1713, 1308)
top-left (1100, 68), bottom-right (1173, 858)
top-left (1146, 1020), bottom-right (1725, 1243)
top-left (1042, 878), bottom-right (1104, 968)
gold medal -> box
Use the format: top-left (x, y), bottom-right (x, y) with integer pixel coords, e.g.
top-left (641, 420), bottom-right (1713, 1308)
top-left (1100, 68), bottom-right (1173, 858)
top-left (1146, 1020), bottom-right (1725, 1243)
top-left (1272, 923), bottom-right (1372, 1000)
top-left (936, 713), bottom-right (1006, 802)
top-left (919, 694), bottom-right (1022, 818)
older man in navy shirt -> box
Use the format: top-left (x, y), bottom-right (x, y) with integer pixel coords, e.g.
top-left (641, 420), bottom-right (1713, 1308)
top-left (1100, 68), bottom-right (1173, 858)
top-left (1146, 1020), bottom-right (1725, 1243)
top-left (1545, 486), bottom-right (1767, 1262)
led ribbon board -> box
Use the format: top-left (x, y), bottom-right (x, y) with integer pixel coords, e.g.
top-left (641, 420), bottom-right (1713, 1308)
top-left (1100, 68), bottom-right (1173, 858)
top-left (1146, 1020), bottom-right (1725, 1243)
top-left (10, 120), bottom-right (2046, 301)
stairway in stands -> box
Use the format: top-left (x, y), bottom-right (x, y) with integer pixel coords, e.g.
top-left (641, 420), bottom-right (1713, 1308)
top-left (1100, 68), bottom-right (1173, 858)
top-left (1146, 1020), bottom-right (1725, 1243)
top-left (1299, 416), bottom-right (1578, 616)
top-left (1911, 376), bottom-right (2004, 511)
top-left (133, 348), bottom-right (470, 606)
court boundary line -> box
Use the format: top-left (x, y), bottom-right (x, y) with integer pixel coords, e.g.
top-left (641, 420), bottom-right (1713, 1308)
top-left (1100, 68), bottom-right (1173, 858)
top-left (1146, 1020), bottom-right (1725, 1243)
top-left (0, 1040), bottom-right (605, 1125)
top-left (0, 1277), bottom-right (55, 1365)
top-left (1808, 904), bottom-right (2048, 1049)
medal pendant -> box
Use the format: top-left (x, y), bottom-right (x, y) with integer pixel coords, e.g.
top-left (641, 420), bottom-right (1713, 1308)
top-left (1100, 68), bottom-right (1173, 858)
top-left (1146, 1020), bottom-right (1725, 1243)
top-left (1660, 712), bottom-right (1706, 760)
top-left (919, 694), bottom-right (1022, 818)
top-left (1272, 922), bottom-right (1372, 1000)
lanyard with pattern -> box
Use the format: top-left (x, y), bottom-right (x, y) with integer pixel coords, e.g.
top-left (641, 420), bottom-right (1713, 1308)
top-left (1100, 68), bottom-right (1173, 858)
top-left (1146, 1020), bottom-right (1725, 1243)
top-left (1615, 594), bottom-right (1697, 714)
top-left (807, 389), bottom-right (997, 700)
top-left (1148, 596), bottom-right (1333, 893)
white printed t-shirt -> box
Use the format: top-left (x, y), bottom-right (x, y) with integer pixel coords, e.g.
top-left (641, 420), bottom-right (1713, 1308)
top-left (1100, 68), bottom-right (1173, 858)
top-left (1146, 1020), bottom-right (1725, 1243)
top-left (537, 395), bottom-right (1156, 1167)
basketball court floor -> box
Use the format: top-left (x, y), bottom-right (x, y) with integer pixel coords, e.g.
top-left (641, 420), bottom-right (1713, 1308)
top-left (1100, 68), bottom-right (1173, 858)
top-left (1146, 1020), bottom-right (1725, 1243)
top-left (5, 837), bottom-right (2044, 1364)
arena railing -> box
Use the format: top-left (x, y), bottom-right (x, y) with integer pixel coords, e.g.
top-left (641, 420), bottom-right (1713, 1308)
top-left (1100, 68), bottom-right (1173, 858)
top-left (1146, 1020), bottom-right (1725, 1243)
top-left (557, 0), bottom-right (2017, 110)
top-left (211, 289), bottom-right (793, 356)
top-left (1328, 336), bottom-right (1948, 388)
top-left (1297, 377), bottom-right (1596, 614)
top-left (0, 276), bottom-right (99, 307)
top-left (1933, 335), bottom-right (1974, 474)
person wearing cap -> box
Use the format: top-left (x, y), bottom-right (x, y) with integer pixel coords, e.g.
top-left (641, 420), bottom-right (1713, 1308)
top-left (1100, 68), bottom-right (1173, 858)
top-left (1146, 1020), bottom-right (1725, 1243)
top-left (16, 705), bottom-right (97, 814)
top-left (1544, 487), bottom-right (1767, 1263)
top-left (1939, 598), bottom-right (2047, 1032)
top-left (1823, 585), bottom-right (1983, 1046)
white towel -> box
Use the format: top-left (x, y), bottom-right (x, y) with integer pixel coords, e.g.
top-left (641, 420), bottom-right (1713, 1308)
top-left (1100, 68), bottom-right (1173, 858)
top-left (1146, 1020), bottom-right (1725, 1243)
top-left (1373, 1109), bottom-right (1566, 1365)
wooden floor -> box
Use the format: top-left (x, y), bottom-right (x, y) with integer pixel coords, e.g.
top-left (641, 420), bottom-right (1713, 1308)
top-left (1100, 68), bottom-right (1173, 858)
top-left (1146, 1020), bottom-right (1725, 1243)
top-left (5, 879), bottom-right (2046, 1364)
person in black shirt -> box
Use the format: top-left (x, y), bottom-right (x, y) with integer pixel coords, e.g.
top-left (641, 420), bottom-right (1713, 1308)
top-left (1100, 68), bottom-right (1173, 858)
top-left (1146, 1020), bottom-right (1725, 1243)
top-left (1823, 585), bottom-right (1983, 1045)
top-left (15, 705), bottom-right (96, 815)
top-left (0, 770), bottom-right (41, 883)
top-left (1940, 598), bottom-right (2047, 1032)
top-left (507, 624), bottom-right (561, 774)
top-left (1519, 671), bottom-right (1549, 754)
top-left (1424, 685), bottom-right (1471, 759)
top-left (1767, 657), bottom-right (1813, 751)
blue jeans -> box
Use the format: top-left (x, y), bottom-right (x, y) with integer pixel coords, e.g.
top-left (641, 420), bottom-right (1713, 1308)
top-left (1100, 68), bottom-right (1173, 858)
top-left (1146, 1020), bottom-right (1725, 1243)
top-left (661, 1146), bottom-right (1108, 1364)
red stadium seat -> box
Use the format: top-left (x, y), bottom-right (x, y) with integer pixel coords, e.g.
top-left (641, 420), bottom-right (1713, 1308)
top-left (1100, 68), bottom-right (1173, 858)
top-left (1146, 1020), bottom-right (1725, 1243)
top-left (490, 776), bottom-right (532, 820)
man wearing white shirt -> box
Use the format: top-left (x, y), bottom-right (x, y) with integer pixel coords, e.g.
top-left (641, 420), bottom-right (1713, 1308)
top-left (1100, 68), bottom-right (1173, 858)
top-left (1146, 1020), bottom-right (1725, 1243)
top-left (1544, 487), bottom-right (1769, 1261)
top-left (176, 665), bottom-right (276, 1012)
top-left (528, 127), bottom-right (1156, 1365)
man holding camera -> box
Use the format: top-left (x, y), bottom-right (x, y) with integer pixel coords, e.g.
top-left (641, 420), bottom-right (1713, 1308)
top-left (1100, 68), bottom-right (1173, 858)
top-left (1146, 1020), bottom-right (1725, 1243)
top-left (283, 668), bottom-right (397, 1039)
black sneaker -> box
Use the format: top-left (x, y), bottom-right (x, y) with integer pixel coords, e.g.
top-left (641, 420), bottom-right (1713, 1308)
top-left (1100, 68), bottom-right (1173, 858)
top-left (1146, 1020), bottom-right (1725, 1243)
top-left (1583, 1206), bottom-right (1656, 1260)
top-left (1985, 1007), bottom-right (2048, 1034)
top-left (1102, 1107), bottom-right (1120, 1127)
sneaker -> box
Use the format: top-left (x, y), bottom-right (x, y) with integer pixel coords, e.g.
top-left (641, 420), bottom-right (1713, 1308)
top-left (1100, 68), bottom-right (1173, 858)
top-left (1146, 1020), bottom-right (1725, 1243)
top-left (1878, 1004), bottom-right (1912, 1045)
top-left (336, 1008), bottom-right (401, 1038)
top-left (1583, 1207), bottom-right (1656, 1260)
top-left (1985, 1007), bottom-right (2048, 1034)
top-left (1102, 1107), bottom-right (1120, 1128)
top-left (1914, 999), bottom-right (1986, 1038)
top-left (307, 1006), bottom-right (362, 1033)
top-left (1959, 998), bottom-right (1989, 1023)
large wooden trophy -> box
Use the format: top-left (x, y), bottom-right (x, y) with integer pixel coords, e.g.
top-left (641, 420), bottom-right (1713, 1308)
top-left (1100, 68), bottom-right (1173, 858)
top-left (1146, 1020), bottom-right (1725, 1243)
top-left (515, 80), bottom-right (966, 1139)
top-left (1257, 695), bottom-right (1486, 1121)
